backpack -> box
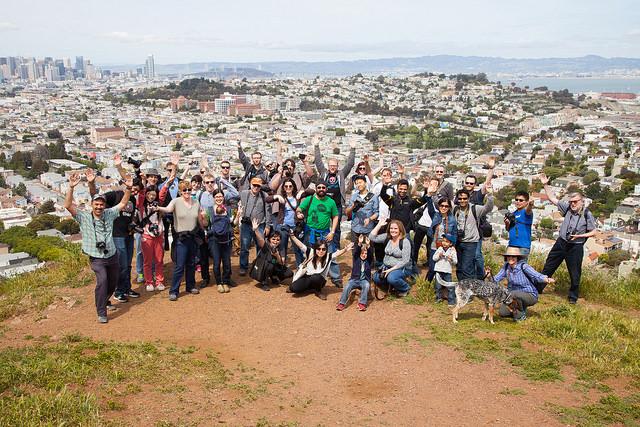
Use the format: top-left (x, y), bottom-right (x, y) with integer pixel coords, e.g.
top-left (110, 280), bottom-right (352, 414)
top-left (518, 262), bottom-right (545, 294)
top-left (472, 206), bottom-right (493, 238)
top-left (209, 214), bottom-right (233, 244)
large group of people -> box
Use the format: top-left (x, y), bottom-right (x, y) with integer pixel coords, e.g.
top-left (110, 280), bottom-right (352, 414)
top-left (65, 140), bottom-right (595, 324)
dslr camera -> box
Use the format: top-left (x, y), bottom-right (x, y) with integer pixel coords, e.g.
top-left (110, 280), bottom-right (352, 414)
top-left (352, 199), bottom-right (365, 213)
top-left (504, 212), bottom-right (516, 231)
top-left (95, 241), bottom-right (108, 255)
top-left (241, 217), bottom-right (252, 225)
top-left (127, 157), bottom-right (142, 171)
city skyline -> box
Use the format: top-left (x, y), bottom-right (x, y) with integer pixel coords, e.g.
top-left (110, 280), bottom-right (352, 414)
top-left (1, 0), bottom-right (640, 64)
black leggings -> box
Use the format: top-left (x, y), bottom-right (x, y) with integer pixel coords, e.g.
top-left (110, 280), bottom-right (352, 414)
top-left (290, 273), bottom-right (326, 293)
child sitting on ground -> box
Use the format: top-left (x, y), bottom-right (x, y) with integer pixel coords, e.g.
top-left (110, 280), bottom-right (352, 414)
top-left (433, 233), bottom-right (457, 306)
top-left (337, 235), bottom-right (374, 311)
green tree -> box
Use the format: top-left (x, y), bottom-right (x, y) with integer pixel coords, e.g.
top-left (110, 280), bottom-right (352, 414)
top-left (604, 156), bottom-right (615, 177)
top-left (582, 170), bottom-right (600, 185)
top-left (334, 128), bottom-right (346, 137)
top-left (38, 200), bottom-right (56, 214)
top-left (46, 129), bottom-right (62, 139)
top-left (598, 249), bottom-right (631, 268)
top-left (26, 214), bottom-right (60, 233)
top-left (56, 218), bottom-right (80, 235)
top-left (14, 182), bottom-right (27, 197)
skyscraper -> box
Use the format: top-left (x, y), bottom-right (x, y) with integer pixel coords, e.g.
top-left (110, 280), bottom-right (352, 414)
top-left (144, 54), bottom-right (155, 79)
top-left (75, 56), bottom-right (84, 77)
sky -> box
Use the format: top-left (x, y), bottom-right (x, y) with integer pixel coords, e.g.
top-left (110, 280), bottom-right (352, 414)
top-left (1, 0), bottom-right (640, 66)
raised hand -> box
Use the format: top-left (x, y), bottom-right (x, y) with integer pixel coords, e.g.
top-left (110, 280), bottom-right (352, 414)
top-left (397, 163), bottom-right (405, 175)
top-left (68, 172), bottom-right (81, 188)
top-left (487, 157), bottom-right (496, 169)
top-left (113, 153), bottom-right (122, 166)
top-left (85, 168), bottom-right (96, 183)
top-left (170, 152), bottom-right (180, 167)
top-left (485, 183), bottom-right (493, 194)
top-left (539, 173), bottom-right (549, 186)
top-left (427, 179), bottom-right (439, 195)
top-left (312, 135), bottom-right (320, 146)
top-left (344, 242), bottom-right (355, 252)
top-left (123, 174), bottom-right (134, 188)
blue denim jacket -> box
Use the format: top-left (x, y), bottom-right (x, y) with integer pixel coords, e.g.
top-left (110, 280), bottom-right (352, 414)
top-left (349, 191), bottom-right (379, 235)
top-left (425, 196), bottom-right (457, 241)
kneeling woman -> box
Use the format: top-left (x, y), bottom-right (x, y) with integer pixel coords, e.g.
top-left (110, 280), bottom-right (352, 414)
top-left (288, 233), bottom-right (352, 300)
top-left (494, 246), bottom-right (555, 321)
top-left (369, 218), bottom-right (413, 297)
top-left (251, 218), bottom-right (294, 291)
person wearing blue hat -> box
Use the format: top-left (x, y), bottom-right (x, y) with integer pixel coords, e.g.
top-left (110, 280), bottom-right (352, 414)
top-left (432, 233), bottom-right (458, 305)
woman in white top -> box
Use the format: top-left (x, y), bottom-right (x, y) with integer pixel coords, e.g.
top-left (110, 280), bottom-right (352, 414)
top-left (288, 234), bottom-right (353, 300)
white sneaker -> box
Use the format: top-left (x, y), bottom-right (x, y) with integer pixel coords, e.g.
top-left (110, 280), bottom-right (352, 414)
top-left (146, 284), bottom-right (154, 292)
top-left (156, 283), bottom-right (165, 291)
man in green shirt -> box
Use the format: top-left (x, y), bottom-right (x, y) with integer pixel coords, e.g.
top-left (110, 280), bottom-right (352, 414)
top-left (296, 180), bottom-right (343, 286)
top-left (65, 171), bottom-right (133, 324)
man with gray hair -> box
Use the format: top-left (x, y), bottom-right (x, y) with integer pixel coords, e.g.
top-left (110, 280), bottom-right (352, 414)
top-left (539, 174), bottom-right (597, 304)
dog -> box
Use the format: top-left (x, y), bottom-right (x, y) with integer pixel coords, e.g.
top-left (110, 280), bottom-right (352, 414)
top-left (435, 273), bottom-right (515, 324)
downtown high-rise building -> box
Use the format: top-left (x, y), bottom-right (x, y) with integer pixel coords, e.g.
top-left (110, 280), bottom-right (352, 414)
top-left (144, 54), bottom-right (155, 79)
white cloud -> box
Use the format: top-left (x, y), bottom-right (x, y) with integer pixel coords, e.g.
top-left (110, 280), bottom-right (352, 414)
top-left (0, 22), bottom-right (18, 31)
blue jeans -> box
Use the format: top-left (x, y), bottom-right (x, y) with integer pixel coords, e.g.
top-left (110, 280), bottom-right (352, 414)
top-left (434, 272), bottom-right (456, 304)
top-left (113, 235), bottom-right (134, 296)
top-left (339, 278), bottom-right (370, 305)
top-left (240, 222), bottom-right (265, 270)
top-left (171, 237), bottom-right (197, 295)
top-left (456, 241), bottom-right (479, 281)
top-left (473, 241), bottom-right (485, 279)
top-left (304, 225), bottom-right (341, 283)
top-left (276, 224), bottom-right (305, 266)
top-left (374, 266), bottom-right (411, 293)
top-left (134, 232), bottom-right (144, 275)
top-left (208, 238), bottom-right (231, 285)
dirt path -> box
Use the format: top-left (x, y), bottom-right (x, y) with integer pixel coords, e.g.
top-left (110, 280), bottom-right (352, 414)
top-left (1, 259), bottom-right (584, 426)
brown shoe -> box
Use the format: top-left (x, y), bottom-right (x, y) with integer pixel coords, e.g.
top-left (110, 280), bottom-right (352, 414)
top-left (314, 290), bottom-right (327, 300)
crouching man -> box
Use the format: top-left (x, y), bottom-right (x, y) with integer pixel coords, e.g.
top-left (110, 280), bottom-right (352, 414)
top-left (64, 171), bottom-right (133, 323)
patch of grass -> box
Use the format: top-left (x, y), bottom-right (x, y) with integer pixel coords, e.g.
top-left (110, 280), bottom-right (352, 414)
top-left (0, 335), bottom-right (234, 426)
top-left (549, 394), bottom-right (640, 427)
top-left (499, 387), bottom-right (526, 396)
top-left (256, 418), bottom-right (301, 427)
top-left (405, 277), bottom-right (436, 305)
top-left (387, 332), bottom-right (430, 351)
top-left (0, 388), bottom-right (101, 426)
top-left (508, 350), bottom-right (563, 382)
top-left (0, 256), bottom-right (92, 321)
top-left (485, 245), bottom-right (640, 310)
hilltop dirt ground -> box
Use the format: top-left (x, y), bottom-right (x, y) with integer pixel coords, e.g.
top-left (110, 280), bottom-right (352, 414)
top-left (0, 255), bottom-right (613, 426)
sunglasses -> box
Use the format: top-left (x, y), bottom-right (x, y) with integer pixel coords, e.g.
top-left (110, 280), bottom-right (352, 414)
top-left (165, 169), bottom-right (173, 172)
top-left (465, 181), bottom-right (475, 185)
top-left (458, 197), bottom-right (468, 201)
top-left (205, 181), bottom-right (215, 184)
top-left (283, 184), bottom-right (293, 188)
top-left (569, 200), bottom-right (581, 204)
top-left (316, 186), bottom-right (327, 190)
top-left (515, 198), bottom-right (526, 202)
top-left (358, 166), bottom-right (366, 170)
top-left (220, 165), bottom-right (230, 169)
top-left (251, 184), bottom-right (262, 188)
top-left (439, 204), bottom-right (449, 208)
top-left (181, 189), bottom-right (190, 193)
top-left (316, 247), bottom-right (327, 251)
top-left (435, 171), bottom-right (444, 174)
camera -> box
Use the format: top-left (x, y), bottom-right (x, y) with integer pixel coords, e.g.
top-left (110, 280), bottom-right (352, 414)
top-left (127, 157), bottom-right (142, 170)
top-left (352, 199), bottom-right (365, 213)
top-left (293, 221), bottom-right (305, 239)
top-left (457, 229), bottom-right (465, 241)
top-left (504, 212), bottom-right (516, 231)
top-left (148, 223), bottom-right (160, 237)
top-left (149, 200), bottom-right (159, 208)
top-left (298, 153), bottom-right (307, 161)
top-left (95, 241), bottom-right (108, 255)
top-left (241, 217), bottom-right (252, 225)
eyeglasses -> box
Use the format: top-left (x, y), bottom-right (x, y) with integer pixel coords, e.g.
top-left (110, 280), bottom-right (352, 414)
top-left (316, 247), bottom-right (327, 251)
top-left (204, 181), bottom-right (215, 184)
top-left (328, 164), bottom-right (338, 168)
top-left (283, 184), bottom-right (293, 188)
top-left (465, 181), bottom-right (475, 185)
top-left (251, 184), bottom-right (262, 188)
top-left (515, 198), bottom-right (526, 202)
top-left (458, 197), bottom-right (468, 201)
top-left (165, 169), bottom-right (173, 172)
top-left (220, 165), bottom-right (230, 169)
top-left (435, 170), bottom-right (444, 174)
top-left (569, 199), bottom-right (581, 204)
top-left (439, 204), bottom-right (449, 208)
top-left (181, 189), bottom-right (190, 193)
top-left (316, 186), bottom-right (327, 190)
top-left (358, 166), bottom-right (366, 170)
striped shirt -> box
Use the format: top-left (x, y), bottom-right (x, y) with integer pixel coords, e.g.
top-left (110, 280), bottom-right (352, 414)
top-left (494, 261), bottom-right (547, 297)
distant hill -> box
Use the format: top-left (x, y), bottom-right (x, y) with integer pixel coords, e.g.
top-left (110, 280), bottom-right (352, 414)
top-left (127, 55), bottom-right (640, 78)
